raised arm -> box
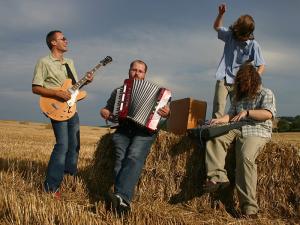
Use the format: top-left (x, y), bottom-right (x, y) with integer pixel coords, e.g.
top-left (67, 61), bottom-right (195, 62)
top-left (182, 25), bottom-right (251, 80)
top-left (213, 4), bottom-right (226, 31)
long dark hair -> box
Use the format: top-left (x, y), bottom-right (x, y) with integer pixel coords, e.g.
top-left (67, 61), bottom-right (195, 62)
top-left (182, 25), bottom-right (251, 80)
top-left (233, 63), bottom-right (261, 102)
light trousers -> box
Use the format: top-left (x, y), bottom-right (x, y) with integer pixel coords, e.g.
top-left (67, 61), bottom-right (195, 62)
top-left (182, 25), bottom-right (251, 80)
top-left (212, 79), bottom-right (234, 119)
top-left (205, 129), bottom-right (269, 215)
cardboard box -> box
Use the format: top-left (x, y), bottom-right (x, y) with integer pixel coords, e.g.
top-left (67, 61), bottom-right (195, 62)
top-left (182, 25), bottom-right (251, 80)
top-left (167, 98), bottom-right (207, 135)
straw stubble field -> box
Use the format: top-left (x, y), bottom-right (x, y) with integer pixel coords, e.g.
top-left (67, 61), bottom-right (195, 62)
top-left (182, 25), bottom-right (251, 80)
top-left (0, 120), bottom-right (299, 225)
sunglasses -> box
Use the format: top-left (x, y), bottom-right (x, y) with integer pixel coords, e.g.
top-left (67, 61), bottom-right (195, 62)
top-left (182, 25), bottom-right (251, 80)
top-left (56, 37), bottom-right (67, 41)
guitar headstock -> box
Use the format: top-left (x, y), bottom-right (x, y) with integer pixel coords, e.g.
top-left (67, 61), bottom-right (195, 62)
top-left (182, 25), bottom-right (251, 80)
top-left (100, 56), bottom-right (113, 66)
top-left (86, 56), bottom-right (113, 78)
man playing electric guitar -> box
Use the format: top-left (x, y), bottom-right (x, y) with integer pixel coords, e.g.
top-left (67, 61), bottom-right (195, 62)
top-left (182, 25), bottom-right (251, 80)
top-left (32, 30), bottom-right (93, 198)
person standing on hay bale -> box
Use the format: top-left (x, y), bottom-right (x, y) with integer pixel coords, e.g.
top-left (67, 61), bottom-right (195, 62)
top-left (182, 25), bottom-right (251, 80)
top-left (202, 63), bottom-right (276, 218)
top-left (99, 60), bottom-right (170, 215)
top-left (212, 3), bottom-right (265, 119)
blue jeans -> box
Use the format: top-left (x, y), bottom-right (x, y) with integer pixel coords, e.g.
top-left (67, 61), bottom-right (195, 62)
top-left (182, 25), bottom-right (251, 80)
top-left (112, 122), bottom-right (156, 204)
top-left (44, 113), bottom-right (80, 192)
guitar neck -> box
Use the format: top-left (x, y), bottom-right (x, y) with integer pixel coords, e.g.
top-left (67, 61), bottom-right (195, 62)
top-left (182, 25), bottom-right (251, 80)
top-left (71, 76), bottom-right (88, 91)
top-left (69, 61), bottom-right (107, 91)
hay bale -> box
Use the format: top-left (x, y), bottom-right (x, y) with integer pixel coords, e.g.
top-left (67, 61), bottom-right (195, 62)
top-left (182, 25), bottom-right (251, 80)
top-left (137, 131), bottom-right (206, 203)
top-left (90, 130), bottom-right (300, 221)
top-left (257, 142), bottom-right (300, 218)
top-left (86, 133), bottom-right (115, 199)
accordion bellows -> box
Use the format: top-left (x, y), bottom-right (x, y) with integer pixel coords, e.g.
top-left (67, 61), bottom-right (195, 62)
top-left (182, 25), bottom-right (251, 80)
top-left (113, 79), bottom-right (172, 131)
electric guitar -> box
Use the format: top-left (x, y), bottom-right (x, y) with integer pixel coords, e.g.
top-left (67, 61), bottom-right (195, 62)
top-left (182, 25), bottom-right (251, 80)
top-left (40, 56), bottom-right (112, 121)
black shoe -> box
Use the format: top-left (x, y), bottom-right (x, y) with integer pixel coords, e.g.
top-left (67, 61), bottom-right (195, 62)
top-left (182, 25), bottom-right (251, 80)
top-left (202, 180), bottom-right (230, 193)
top-left (117, 202), bottom-right (130, 216)
top-left (115, 194), bottom-right (130, 216)
top-left (107, 192), bottom-right (120, 211)
top-left (107, 192), bottom-right (130, 216)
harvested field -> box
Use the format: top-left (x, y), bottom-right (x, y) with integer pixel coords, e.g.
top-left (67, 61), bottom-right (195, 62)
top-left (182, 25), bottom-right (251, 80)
top-left (0, 120), bottom-right (299, 224)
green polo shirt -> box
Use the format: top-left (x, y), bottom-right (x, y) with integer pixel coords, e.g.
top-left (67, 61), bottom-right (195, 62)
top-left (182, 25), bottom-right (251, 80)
top-left (32, 54), bottom-right (78, 88)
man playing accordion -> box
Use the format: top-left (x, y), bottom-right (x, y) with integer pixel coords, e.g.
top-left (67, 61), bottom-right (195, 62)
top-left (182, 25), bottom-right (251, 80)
top-left (100, 59), bottom-right (170, 215)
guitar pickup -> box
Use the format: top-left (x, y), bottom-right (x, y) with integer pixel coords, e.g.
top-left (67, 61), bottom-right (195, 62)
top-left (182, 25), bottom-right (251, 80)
top-left (51, 103), bottom-right (59, 109)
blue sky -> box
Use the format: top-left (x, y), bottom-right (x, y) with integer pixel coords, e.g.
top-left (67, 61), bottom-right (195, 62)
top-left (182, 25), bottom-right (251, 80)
top-left (0, 0), bottom-right (299, 126)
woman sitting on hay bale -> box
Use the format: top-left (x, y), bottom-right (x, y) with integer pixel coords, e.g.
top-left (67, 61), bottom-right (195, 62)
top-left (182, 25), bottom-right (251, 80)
top-left (202, 62), bottom-right (276, 218)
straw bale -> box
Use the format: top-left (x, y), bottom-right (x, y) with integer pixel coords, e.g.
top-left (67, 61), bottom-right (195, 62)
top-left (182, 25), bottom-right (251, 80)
top-left (90, 130), bottom-right (300, 222)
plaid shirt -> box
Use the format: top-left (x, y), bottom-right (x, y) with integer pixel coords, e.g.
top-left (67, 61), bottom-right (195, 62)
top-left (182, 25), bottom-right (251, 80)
top-left (228, 87), bottom-right (276, 138)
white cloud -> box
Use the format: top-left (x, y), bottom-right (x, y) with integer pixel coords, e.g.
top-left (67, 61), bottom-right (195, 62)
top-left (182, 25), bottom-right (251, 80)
top-left (1, 0), bottom-right (300, 123)
top-left (0, 1), bottom-right (79, 30)
top-left (263, 47), bottom-right (300, 77)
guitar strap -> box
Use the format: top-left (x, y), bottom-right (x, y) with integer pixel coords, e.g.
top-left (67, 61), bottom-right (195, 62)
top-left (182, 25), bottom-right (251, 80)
top-left (64, 63), bottom-right (76, 85)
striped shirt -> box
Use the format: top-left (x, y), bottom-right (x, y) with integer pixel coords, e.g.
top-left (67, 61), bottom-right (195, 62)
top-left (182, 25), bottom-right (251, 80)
top-left (228, 87), bottom-right (276, 138)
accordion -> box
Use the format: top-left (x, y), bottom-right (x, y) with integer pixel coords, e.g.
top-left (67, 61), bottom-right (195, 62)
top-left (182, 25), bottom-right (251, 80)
top-left (112, 79), bottom-right (172, 131)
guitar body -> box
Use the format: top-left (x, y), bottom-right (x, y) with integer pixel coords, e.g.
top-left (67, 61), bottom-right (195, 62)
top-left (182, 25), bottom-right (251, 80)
top-left (40, 79), bottom-right (87, 121)
top-left (39, 56), bottom-right (112, 121)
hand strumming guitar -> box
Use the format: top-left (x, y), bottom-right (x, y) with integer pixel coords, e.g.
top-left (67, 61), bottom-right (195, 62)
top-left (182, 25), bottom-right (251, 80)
top-left (55, 90), bottom-right (71, 101)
